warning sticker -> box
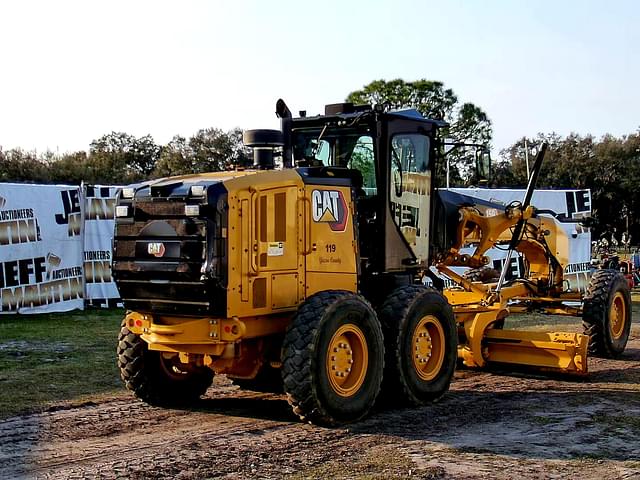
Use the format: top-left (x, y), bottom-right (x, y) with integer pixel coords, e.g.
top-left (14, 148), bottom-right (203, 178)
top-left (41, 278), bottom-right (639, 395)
top-left (267, 242), bottom-right (284, 256)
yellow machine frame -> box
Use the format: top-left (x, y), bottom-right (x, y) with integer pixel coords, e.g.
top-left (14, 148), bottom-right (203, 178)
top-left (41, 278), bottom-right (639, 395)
top-left (124, 170), bottom-right (360, 379)
top-left (439, 203), bottom-right (588, 374)
top-left (124, 179), bottom-right (590, 378)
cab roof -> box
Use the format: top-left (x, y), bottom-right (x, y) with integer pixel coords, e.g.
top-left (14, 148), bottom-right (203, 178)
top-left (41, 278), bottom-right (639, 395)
top-left (291, 106), bottom-right (448, 129)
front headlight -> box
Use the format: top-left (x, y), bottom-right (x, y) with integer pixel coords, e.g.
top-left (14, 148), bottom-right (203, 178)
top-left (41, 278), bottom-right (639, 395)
top-left (184, 205), bottom-right (200, 216)
top-left (122, 187), bottom-right (135, 199)
top-left (190, 185), bottom-right (206, 197)
top-left (115, 205), bottom-right (130, 217)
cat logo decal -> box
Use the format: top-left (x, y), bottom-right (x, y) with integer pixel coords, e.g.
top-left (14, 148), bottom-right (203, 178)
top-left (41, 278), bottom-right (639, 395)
top-left (147, 242), bottom-right (166, 258)
top-left (311, 190), bottom-right (348, 232)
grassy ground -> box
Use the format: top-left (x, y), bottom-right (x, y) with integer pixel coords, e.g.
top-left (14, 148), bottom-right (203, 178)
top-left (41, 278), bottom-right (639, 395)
top-left (0, 309), bottom-right (124, 419)
top-left (0, 298), bottom-right (637, 421)
top-left (504, 301), bottom-right (640, 331)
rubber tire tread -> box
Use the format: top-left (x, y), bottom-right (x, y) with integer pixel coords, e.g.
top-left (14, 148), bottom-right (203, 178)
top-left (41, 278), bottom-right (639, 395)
top-left (281, 290), bottom-right (384, 426)
top-left (582, 270), bottom-right (632, 358)
top-left (117, 320), bottom-right (214, 405)
top-left (379, 285), bottom-right (457, 406)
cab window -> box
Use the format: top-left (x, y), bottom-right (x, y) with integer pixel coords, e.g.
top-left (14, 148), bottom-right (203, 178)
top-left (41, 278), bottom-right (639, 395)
top-left (389, 133), bottom-right (432, 262)
top-left (348, 136), bottom-right (376, 196)
top-left (292, 130), bottom-right (377, 196)
top-left (392, 134), bottom-right (430, 174)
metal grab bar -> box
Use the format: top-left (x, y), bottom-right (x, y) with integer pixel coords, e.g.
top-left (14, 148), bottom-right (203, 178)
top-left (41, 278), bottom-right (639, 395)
top-left (249, 187), bottom-right (261, 276)
top-left (298, 196), bottom-right (313, 255)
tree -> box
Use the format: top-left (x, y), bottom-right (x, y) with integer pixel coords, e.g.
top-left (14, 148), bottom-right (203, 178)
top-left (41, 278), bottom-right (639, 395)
top-left (227, 127), bottom-right (252, 169)
top-left (153, 128), bottom-right (251, 178)
top-left (153, 135), bottom-right (191, 177)
top-left (0, 147), bottom-right (50, 183)
top-left (89, 132), bottom-right (161, 182)
top-left (188, 127), bottom-right (251, 173)
top-left (47, 151), bottom-right (96, 184)
top-left (347, 79), bottom-right (493, 185)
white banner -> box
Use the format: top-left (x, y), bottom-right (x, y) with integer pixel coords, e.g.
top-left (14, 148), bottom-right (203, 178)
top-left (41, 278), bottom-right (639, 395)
top-left (0, 184), bottom-right (84, 313)
top-left (450, 188), bottom-right (592, 291)
top-left (0, 183), bottom-right (595, 313)
top-left (83, 185), bottom-right (122, 308)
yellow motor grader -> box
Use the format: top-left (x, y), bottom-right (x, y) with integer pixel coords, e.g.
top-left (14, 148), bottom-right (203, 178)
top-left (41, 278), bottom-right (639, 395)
top-left (114, 100), bottom-right (631, 425)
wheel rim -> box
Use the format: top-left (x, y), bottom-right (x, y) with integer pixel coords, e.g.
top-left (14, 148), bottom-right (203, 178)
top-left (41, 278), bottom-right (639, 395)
top-left (609, 292), bottom-right (627, 340)
top-left (411, 315), bottom-right (445, 381)
top-left (326, 324), bottom-right (368, 397)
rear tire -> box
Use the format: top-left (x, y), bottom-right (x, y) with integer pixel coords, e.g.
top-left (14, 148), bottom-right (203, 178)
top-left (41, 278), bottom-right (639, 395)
top-left (281, 291), bottom-right (384, 425)
top-left (379, 285), bottom-right (457, 406)
top-left (582, 270), bottom-right (631, 358)
top-left (117, 320), bottom-right (214, 405)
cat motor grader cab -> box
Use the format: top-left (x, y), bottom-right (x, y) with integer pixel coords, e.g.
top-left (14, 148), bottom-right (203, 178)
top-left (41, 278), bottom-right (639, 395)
top-left (114, 100), bottom-right (631, 425)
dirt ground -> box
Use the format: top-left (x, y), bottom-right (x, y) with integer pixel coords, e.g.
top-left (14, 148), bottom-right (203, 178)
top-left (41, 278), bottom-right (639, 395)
top-left (1, 325), bottom-right (639, 480)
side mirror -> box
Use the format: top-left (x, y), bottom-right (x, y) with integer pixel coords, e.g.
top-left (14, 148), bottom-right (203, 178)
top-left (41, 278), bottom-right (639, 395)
top-left (475, 149), bottom-right (492, 183)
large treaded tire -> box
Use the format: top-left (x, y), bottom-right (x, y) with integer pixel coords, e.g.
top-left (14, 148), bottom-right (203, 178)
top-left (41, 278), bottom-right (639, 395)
top-left (582, 270), bottom-right (632, 358)
top-left (281, 290), bottom-right (384, 426)
top-left (117, 320), bottom-right (214, 405)
top-left (379, 285), bottom-right (457, 406)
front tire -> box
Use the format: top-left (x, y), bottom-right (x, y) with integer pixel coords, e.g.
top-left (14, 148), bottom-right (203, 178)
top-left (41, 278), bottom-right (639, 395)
top-left (379, 285), bottom-right (457, 406)
top-left (582, 270), bottom-right (632, 358)
top-left (117, 320), bottom-right (214, 405)
top-left (281, 291), bottom-right (384, 425)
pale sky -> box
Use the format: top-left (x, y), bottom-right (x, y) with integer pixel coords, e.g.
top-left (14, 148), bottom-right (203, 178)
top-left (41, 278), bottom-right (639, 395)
top-left (1, 0), bottom-right (638, 157)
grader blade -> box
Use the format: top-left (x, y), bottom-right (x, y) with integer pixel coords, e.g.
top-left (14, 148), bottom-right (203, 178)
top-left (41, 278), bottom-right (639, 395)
top-left (481, 329), bottom-right (589, 374)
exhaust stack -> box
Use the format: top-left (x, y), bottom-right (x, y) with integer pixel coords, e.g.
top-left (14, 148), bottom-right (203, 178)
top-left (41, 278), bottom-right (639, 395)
top-left (276, 99), bottom-right (292, 168)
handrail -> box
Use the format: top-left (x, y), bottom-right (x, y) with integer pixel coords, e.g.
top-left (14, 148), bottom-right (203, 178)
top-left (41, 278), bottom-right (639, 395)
top-left (299, 196), bottom-right (313, 255)
top-left (249, 186), bottom-right (261, 276)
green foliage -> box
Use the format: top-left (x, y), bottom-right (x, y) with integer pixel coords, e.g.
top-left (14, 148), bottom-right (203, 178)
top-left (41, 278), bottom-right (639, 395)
top-left (0, 147), bottom-right (50, 183)
top-left (153, 135), bottom-right (191, 177)
top-left (90, 132), bottom-right (161, 182)
top-left (187, 127), bottom-right (250, 173)
top-left (153, 128), bottom-right (251, 177)
top-left (0, 128), bottom-right (249, 185)
top-left (348, 79), bottom-right (458, 120)
top-left (347, 79), bottom-right (492, 145)
top-left (349, 140), bottom-right (376, 191)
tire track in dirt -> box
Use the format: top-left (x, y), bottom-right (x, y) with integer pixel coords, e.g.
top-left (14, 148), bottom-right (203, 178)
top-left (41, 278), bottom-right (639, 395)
top-left (1, 330), bottom-right (639, 479)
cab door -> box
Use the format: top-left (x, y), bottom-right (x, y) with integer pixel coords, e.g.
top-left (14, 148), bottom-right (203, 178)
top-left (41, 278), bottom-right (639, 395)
top-left (380, 118), bottom-right (436, 270)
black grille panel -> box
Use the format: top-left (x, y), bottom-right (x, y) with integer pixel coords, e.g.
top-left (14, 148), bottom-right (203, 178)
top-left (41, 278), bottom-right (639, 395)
top-left (113, 195), bottom-right (227, 316)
